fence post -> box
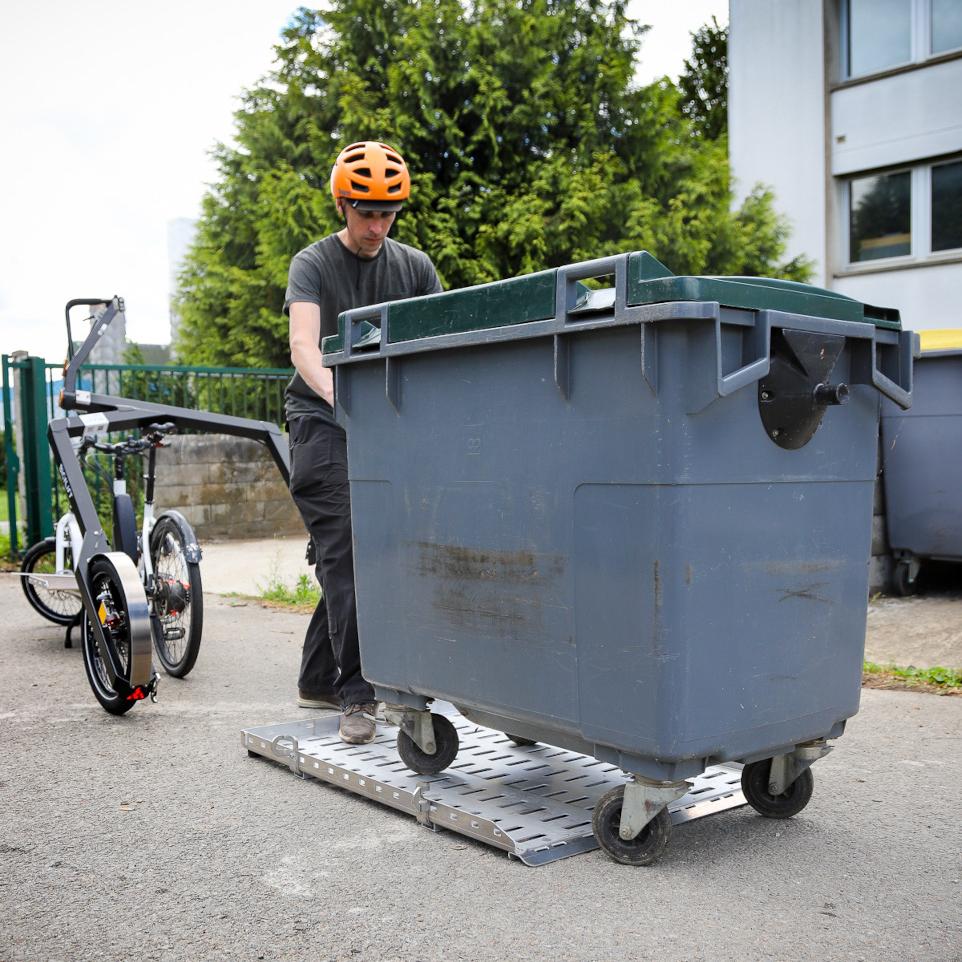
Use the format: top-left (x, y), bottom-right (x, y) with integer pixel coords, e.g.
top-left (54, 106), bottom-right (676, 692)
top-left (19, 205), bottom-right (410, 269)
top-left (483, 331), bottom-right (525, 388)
top-left (2, 355), bottom-right (22, 555)
top-left (18, 355), bottom-right (53, 547)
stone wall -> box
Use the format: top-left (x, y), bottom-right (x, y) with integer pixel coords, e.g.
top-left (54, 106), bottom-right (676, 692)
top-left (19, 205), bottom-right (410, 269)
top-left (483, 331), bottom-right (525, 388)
top-left (153, 434), bottom-right (302, 540)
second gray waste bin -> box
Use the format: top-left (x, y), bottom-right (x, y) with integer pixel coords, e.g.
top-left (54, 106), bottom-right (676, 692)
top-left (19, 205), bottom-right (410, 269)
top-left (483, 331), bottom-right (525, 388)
top-left (323, 251), bottom-right (915, 864)
top-left (881, 330), bottom-right (962, 594)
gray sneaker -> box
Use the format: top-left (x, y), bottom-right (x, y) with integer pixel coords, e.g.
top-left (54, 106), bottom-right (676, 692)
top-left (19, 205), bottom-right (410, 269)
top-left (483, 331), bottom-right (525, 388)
top-left (339, 702), bottom-right (377, 744)
top-left (297, 690), bottom-right (340, 710)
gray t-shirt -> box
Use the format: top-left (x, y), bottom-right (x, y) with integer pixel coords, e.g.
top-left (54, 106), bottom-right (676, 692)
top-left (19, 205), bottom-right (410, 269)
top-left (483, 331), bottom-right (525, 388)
top-left (284, 234), bottom-right (442, 423)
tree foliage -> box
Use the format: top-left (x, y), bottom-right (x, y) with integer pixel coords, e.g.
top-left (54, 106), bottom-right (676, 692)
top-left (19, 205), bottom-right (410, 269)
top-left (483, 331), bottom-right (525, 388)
top-left (678, 16), bottom-right (728, 140)
top-left (175, 0), bottom-right (812, 367)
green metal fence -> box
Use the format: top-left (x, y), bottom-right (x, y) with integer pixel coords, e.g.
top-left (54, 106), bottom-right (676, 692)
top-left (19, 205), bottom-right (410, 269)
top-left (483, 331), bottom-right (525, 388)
top-left (78, 363), bottom-right (292, 424)
top-left (1, 356), bottom-right (292, 556)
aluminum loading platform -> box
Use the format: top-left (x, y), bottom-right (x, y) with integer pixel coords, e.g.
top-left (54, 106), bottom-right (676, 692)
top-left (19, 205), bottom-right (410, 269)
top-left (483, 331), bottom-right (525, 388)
top-left (243, 710), bottom-right (747, 866)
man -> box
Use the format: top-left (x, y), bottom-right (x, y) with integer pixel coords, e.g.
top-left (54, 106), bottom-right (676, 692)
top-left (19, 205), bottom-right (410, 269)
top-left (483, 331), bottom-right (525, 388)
top-left (285, 141), bottom-right (442, 744)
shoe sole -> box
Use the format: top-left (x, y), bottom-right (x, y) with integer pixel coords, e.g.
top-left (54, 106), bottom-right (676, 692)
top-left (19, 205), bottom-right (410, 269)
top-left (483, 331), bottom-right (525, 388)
top-left (338, 731), bottom-right (376, 745)
top-left (297, 698), bottom-right (340, 710)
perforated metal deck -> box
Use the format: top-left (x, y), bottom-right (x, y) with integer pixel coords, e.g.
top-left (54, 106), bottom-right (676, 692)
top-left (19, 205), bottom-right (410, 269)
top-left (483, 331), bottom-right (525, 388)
top-left (242, 710), bottom-right (747, 865)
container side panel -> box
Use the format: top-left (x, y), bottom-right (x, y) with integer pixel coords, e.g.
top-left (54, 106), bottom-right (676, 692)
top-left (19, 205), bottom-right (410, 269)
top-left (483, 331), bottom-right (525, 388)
top-left (574, 480), bottom-right (870, 761)
top-left (351, 480), bottom-right (408, 686)
top-left (344, 315), bottom-right (884, 766)
top-left (881, 419), bottom-right (962, 557)
top-left (881, 354), bottom-right (962, 559)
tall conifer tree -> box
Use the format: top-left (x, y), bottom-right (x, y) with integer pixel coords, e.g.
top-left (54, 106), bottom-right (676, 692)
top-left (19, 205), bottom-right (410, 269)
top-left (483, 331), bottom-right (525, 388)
top-left (176, 1), bottom-right (810, 366)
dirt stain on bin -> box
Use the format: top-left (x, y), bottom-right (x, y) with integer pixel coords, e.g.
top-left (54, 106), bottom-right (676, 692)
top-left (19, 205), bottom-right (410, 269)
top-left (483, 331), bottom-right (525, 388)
top-left (414, 541), bottom-right (565, 636)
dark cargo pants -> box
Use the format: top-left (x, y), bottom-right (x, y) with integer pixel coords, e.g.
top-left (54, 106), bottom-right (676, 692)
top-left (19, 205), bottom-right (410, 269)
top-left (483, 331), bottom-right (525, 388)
top-left (288, 415), bottom-right (374, 708)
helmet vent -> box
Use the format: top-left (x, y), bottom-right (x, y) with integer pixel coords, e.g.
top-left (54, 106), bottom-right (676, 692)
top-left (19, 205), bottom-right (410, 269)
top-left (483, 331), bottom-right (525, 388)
top-left (344, 152), bottom-right (365, 164)
top-left (354, 167), bottom-right (372, 178)
top-left (350, 180), bottom-right (370, 193)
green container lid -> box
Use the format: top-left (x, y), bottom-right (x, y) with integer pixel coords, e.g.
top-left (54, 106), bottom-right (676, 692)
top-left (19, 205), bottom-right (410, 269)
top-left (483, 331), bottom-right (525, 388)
top-left (323, 251), bottom-right (901, 355)
top-left (627, 251), bottom-right (900, 329)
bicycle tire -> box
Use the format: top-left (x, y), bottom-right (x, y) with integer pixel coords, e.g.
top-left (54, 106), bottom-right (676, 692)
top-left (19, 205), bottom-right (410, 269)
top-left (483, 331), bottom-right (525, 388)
top-left (149, 515), bottom-right (203, 678)
top-left (80, 556), bottom-right (141, 715)
top-left (20, 538), bottom-right (83, 626)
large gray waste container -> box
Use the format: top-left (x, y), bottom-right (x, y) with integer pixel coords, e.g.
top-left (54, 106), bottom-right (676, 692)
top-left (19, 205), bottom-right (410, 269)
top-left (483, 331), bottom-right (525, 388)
top-left (323, 252), bottom-right (915, 864)
top-left (881, 332), bottom-right (962, 595)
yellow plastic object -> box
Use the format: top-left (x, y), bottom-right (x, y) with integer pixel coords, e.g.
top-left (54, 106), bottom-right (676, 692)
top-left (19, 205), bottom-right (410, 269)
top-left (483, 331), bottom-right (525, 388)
top-left (919, 329), bottom-right (962, 352)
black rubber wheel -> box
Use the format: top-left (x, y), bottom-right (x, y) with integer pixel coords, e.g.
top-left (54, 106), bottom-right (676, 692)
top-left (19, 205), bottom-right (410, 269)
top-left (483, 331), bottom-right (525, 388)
top-left (592, 785), bottom-right (672, 866)
top-left (396, 714), bottom-right (459, 775)
top-left (891, 561), bottom-right (919, 597)
top-left (741, 759), bottom-right (815, 818)
top-left (112, 493), bottom-right (138, 562)
top-left (80, 557), bottom-right (138, 715)
top-left (20, 538), bottom-right (83, 626)
top-left (505, 734), bottom-right (537, 747)
top-left (149, 516), bottom-right (203, 678)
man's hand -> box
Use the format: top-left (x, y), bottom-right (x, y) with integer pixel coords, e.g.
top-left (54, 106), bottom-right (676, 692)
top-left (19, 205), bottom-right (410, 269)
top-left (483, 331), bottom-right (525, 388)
top-left (289, 301), bottom-right (335, 406)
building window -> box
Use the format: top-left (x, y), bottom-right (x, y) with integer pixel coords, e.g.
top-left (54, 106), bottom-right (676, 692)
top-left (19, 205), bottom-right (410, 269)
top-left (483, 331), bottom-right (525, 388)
top-left (845, 158), bottom-right (962, 265)
top-left (848, 0), bottom-right (912, 77)
top-left (850, 170), bottom-right (912, 261)
top-left (845, 0), bottom-right (962, 78)
top-left (932, 0), bottom-right (962, 55)
top-left (932, 160), bottom-right (962, 251)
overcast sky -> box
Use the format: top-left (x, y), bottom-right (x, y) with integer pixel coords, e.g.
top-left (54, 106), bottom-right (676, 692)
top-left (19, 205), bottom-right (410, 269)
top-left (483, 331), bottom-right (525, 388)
top-left (0, 0), bottom-right (728, 362)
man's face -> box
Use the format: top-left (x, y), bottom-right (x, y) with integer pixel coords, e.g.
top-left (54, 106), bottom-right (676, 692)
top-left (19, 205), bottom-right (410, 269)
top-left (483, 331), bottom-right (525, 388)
top-left (341, 204), bottom-right (397, 257)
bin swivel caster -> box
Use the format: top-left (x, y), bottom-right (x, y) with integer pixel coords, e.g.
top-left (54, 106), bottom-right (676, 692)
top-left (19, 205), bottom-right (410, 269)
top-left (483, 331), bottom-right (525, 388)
top-left (741, 740), bottom-right (831, 818)
top-left (892, 557), bottom-right (920, 597)
top-left (385, 707), bottom-right (459, 775)
top-left (592, 778), bottom-right (689, 866)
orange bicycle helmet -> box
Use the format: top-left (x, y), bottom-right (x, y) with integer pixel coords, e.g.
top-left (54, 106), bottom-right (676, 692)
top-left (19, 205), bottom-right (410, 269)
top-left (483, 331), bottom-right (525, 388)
top-left (330, 141), bottom-right (411, 211)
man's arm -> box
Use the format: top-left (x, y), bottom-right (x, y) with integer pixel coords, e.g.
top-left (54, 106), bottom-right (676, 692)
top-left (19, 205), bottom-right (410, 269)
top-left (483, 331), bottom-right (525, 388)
top-left (289, 301), bottom-right (334, 407)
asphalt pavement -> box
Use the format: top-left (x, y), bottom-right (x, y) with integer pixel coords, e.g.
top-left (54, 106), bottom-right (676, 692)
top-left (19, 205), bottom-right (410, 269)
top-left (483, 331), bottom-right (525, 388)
top-left (1, 569), bottom-right (960, 962)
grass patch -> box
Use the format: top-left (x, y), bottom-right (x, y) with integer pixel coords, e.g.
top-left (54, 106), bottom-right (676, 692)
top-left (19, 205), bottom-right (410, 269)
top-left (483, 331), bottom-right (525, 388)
top-left (0, 530), bottom-right (16, 571)
top-left (259, 573), bottom-right (320, 611)
top-left (0, 490), bottom-right (8, 523)
top-left (863, 661), bottom-right (962, 695)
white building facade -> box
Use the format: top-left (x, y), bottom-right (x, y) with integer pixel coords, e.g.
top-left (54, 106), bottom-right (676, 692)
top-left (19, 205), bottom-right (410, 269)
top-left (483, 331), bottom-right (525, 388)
top-left (729, 0), bottom-right (962, 331)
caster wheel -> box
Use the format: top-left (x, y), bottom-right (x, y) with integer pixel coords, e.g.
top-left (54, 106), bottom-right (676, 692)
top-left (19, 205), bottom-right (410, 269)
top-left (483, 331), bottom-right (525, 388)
top-left (505, 733), bottom-right (537, 747)
top-left (396, 714), bottom-right (459, 775)
top-left (592, 785), bottom-right (672, 866)
top-left (892, 561), bottom-right (919, 597)
top-left (741, 760), bottom-right (814, 818)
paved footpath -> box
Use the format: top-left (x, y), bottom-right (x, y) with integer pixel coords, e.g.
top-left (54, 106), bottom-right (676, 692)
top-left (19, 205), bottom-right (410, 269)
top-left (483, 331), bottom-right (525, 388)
top-left (0, 576), bottom-right (960, 962)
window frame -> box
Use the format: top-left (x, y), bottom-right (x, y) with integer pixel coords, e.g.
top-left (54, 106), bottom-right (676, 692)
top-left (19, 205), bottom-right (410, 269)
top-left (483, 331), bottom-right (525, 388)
top-left (931, 158), bottom-right (962, 255)
top-left (931, 0), bottom-right (962, 58)
top-left (842, 157), bottom-right (962, 268)
top-left (843, 0), bottom-right (962, 80)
